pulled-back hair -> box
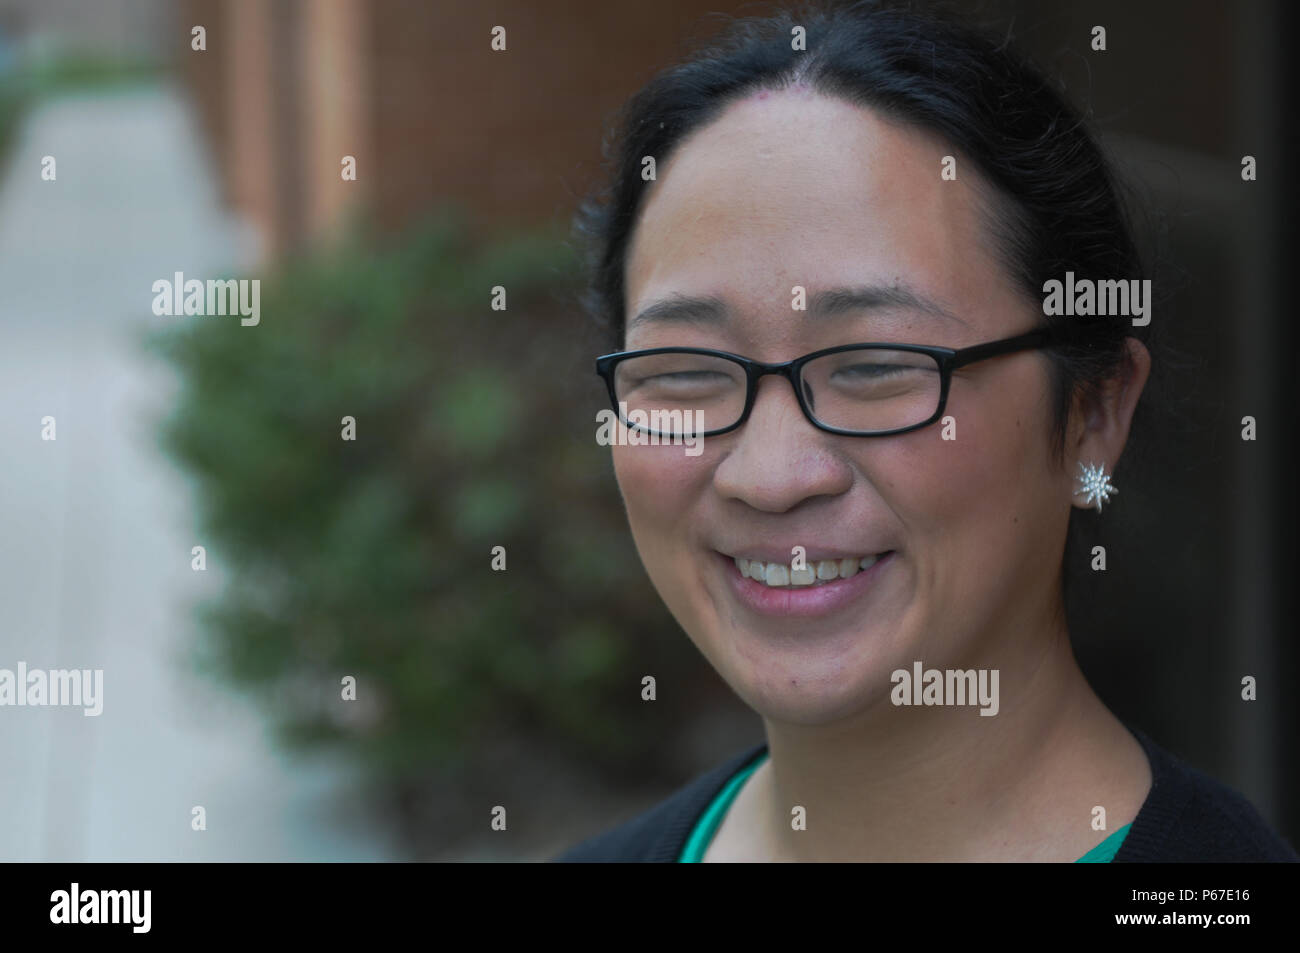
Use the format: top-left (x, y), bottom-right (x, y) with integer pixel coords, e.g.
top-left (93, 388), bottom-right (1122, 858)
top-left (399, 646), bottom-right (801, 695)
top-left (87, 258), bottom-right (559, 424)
top-left (573, 0), bottom-right (1153, 467)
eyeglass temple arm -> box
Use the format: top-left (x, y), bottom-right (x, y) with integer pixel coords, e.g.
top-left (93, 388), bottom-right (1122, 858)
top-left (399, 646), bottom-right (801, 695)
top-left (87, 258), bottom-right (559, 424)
top-left (949, 326), bottom-right (1083, 369)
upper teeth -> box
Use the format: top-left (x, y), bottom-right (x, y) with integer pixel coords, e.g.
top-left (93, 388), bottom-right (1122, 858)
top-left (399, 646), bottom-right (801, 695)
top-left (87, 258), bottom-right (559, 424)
top-left (734, 554), bottom-right (884, 588)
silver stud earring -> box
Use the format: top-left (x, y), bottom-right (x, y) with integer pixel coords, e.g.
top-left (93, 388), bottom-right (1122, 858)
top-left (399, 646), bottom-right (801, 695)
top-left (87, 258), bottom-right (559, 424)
top-left (1075, 461), bottom-right (1118, 512)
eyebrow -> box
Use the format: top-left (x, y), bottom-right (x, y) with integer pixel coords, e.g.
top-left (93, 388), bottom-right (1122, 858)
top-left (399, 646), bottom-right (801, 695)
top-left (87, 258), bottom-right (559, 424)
top-left (626, 284), bottom-right (966, 331)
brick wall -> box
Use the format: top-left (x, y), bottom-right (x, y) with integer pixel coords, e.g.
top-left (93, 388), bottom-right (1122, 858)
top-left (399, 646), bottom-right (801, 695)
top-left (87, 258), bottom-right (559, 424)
top-left (184, 0), bottom-right (735, 260)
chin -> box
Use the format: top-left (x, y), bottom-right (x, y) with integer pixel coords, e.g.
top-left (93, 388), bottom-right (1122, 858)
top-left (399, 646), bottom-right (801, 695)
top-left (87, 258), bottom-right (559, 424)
top-left (701, 623), bottom-right (905, 727)
top-left (732, 664), bottom-right (891, 726)
top-left (655, 563), bottom-right (919, 722)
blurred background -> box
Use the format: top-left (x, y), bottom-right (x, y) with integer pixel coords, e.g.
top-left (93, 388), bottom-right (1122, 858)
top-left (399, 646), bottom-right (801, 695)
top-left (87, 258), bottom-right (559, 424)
top-left (0, 0), bottom-right (1294, 861)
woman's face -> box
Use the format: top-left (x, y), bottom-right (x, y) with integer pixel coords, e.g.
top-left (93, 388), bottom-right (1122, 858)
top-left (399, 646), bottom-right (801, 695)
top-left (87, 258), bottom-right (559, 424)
top-left (615, 89), bottom-right (1074, 726)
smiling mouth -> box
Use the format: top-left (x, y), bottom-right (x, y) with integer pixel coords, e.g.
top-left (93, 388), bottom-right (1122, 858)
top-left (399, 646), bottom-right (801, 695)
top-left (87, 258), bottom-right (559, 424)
top-left (729, 552), bottom-right (894, 589)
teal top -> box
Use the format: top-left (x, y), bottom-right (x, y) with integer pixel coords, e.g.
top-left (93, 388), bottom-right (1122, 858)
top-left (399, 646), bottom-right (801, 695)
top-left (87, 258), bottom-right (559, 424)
top-left (678, 752), bottom-right (1132, 862)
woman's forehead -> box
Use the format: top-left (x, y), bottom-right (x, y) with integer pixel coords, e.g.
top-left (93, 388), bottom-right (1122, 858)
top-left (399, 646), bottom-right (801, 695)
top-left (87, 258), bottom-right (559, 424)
top-left (624, 92), bottom-right (1006, 335)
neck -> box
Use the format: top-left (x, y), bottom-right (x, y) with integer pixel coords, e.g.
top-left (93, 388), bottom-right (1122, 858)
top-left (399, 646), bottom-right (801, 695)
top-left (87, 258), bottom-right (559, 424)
top-left (751, 602), bottom-right (1140, 861)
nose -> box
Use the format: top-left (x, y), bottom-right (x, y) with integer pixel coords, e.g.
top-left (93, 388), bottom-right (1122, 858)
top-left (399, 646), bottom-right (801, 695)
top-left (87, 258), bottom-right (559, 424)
top-left (712, 374), bottom-right (854, 513)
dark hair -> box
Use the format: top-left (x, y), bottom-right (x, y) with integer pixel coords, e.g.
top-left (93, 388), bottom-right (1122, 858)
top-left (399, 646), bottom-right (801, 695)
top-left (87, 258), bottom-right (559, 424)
top-left (573, 0), bottom-right (1153, 469)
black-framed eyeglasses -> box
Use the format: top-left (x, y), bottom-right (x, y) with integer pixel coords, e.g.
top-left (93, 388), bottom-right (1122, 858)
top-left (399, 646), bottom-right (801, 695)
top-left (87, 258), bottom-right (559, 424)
top-left (595, 326), bottom-right (1079, 438)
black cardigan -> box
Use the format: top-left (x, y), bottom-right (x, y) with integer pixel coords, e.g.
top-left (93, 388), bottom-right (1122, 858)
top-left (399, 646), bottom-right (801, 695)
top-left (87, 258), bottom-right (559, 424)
top-left (554, 726), bottom-right (1298, 862)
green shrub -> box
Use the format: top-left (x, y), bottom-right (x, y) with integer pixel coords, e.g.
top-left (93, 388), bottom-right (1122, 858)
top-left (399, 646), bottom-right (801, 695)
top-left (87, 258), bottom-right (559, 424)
top-left (148, 211), bottom-right (718, 853)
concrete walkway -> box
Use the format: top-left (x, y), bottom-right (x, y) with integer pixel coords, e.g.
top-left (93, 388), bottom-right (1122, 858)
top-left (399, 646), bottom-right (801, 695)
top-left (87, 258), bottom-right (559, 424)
top-left (0, 85), bottom-right (392, 861)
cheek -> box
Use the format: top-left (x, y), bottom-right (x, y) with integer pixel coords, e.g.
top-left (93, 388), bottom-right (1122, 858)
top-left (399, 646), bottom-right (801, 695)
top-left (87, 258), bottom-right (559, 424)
top-left (611, 446), bottom-right (707, 565)
top-left (881, 385), bottom-right (1059, 601)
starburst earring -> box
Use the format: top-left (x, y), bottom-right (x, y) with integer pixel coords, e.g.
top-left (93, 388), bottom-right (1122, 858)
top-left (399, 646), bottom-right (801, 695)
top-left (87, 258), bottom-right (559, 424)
top-left (1075, 461), bottom-right (1118, 512)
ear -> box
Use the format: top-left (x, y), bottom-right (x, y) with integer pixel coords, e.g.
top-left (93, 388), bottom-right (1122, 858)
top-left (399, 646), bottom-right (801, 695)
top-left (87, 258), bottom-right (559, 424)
top-left (1068, 336), bottom-right (1151, 510)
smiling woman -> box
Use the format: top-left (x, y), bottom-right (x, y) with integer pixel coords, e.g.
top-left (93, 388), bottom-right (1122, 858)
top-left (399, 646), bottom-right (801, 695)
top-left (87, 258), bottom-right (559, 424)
top-left (554, 1), bottom-right (1297, 863)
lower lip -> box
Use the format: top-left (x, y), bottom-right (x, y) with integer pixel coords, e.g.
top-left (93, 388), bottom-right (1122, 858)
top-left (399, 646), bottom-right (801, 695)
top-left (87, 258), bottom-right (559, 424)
top-left (720, 551), bottom-right (896, 618)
